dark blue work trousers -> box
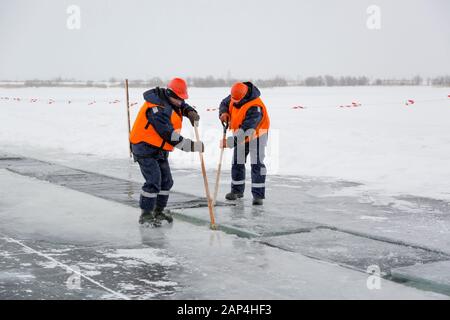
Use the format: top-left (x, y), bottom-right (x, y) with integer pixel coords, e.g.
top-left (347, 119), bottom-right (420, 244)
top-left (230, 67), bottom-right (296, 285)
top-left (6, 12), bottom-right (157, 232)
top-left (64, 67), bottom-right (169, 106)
top-left (231, 135), bottom-right (267, 199)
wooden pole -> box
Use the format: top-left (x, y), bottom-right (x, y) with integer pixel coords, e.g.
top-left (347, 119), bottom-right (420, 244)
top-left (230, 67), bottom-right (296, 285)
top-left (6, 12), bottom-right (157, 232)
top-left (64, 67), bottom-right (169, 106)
top-left (125, 79), bottom-right (132, 158)
top-left (212, 123), bottom-right (228, 206)
top-left (194, 125), bottom-right (218, 230)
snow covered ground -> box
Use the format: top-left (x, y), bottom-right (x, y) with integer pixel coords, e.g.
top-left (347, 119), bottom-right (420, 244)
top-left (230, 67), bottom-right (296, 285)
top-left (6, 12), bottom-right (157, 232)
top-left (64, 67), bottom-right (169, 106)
top-left (1, 86), bottom-right (449, 201)
top-left (1, 86), bottom-right (450, 299)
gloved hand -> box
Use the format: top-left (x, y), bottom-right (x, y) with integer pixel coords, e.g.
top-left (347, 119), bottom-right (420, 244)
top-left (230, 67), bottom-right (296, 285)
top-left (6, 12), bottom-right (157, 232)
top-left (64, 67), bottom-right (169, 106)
top-left (219, 113), bottom-right (230, 123)
top-left (191, 140), bottom-right (205, 153)
top-left (177, 139), bottom-right (205, 153)
top-left (187, 110), bottom-right (200, 127)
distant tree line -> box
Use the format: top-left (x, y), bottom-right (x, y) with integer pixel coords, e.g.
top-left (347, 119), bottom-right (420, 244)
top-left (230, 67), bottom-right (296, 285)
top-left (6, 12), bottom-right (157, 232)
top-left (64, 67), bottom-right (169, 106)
top-left (303, 76), bottom-right (370, 86)
top-left (301, 75), bottom-right (427, 86)
top-left (23, 79), bottom-right (108, 88)
top-left (184, 76), bottom-right (288, 88)
top-left (430, 76), bottom-right (450, 86)
top-left (3, 75), bottom-right (450, 88)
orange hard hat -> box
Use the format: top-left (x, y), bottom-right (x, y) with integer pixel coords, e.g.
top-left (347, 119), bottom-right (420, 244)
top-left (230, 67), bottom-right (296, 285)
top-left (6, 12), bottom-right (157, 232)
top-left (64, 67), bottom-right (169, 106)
top-left (231, 82), bottom-right (248, 102)
top-left (167, 78), bottom-right (189, 100)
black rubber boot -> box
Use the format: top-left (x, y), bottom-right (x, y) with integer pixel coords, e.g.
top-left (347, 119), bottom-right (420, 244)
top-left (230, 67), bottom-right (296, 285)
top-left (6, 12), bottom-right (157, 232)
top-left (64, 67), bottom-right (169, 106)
top-left (225, 192), bottom-right (244, 201)
top-left (139, 210), bottom-right (161, 227)
top-left (252, 198), bottom-right (264, 206)
top-left (154, 207), bottom-right (173, 224)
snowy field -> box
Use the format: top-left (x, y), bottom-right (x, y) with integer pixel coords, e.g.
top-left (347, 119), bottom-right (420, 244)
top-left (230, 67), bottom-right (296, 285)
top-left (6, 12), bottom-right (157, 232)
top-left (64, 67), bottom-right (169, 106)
top-left (1, 85), bottom-right (450, 299)
top-left (0, 86), bottom-right (449, 201)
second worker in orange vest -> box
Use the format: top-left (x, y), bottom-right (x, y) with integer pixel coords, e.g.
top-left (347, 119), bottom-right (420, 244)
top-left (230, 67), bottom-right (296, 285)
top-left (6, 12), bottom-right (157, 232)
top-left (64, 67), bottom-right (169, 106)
top-left (130, 78), bottom-right (204, 226)
top-left (219, 82), bottom-right (270, 205)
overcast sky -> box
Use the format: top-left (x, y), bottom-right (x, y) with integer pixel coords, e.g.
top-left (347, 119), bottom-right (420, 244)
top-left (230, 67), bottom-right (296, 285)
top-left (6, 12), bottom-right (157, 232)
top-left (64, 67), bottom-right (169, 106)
top-left (0, 0), bottom-right (449, 80)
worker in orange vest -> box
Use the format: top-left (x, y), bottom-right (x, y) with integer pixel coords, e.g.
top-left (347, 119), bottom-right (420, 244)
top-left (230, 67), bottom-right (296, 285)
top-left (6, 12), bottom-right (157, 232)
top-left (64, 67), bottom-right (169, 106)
top-left (130, 78), bottom-right (204, 226)
top-left (219, 82), bottom-right (270, 205)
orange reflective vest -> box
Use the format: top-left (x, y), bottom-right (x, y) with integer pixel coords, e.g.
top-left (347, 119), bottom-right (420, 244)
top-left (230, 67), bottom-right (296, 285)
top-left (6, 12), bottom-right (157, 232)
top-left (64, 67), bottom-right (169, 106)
top-left (228, 97), bottom-right (270, 141)
top-left (130, 102), bottom-right (182, 151)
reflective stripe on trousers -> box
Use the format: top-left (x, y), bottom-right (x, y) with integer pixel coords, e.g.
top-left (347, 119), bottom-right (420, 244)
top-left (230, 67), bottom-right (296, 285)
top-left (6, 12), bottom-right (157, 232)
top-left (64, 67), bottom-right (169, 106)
top-left (141, 191), bottom-right (157, 198)
top-left (251, 183), bottom-right (265, 188)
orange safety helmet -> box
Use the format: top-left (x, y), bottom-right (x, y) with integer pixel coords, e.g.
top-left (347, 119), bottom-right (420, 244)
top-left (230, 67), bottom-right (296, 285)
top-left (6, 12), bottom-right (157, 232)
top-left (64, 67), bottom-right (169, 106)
top-left (231, 82), bottom-right (249, 102)
top-left (167, 78), bottom-right (189, 100)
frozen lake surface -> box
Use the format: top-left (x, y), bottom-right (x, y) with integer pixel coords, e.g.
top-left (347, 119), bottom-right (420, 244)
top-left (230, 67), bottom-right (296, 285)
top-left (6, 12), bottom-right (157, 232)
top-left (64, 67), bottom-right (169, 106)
top-left (0, 152), bottom-right (449, 299)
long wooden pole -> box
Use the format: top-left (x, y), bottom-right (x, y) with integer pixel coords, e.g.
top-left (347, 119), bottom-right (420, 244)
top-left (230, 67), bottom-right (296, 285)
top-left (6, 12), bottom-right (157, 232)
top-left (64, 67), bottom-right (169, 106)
top-left (194, 125), bottom-right (218, 230)
top-left (212, 123), bottom-right (228, 206)
top-left (125, 79), bottom-right (132, 158)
